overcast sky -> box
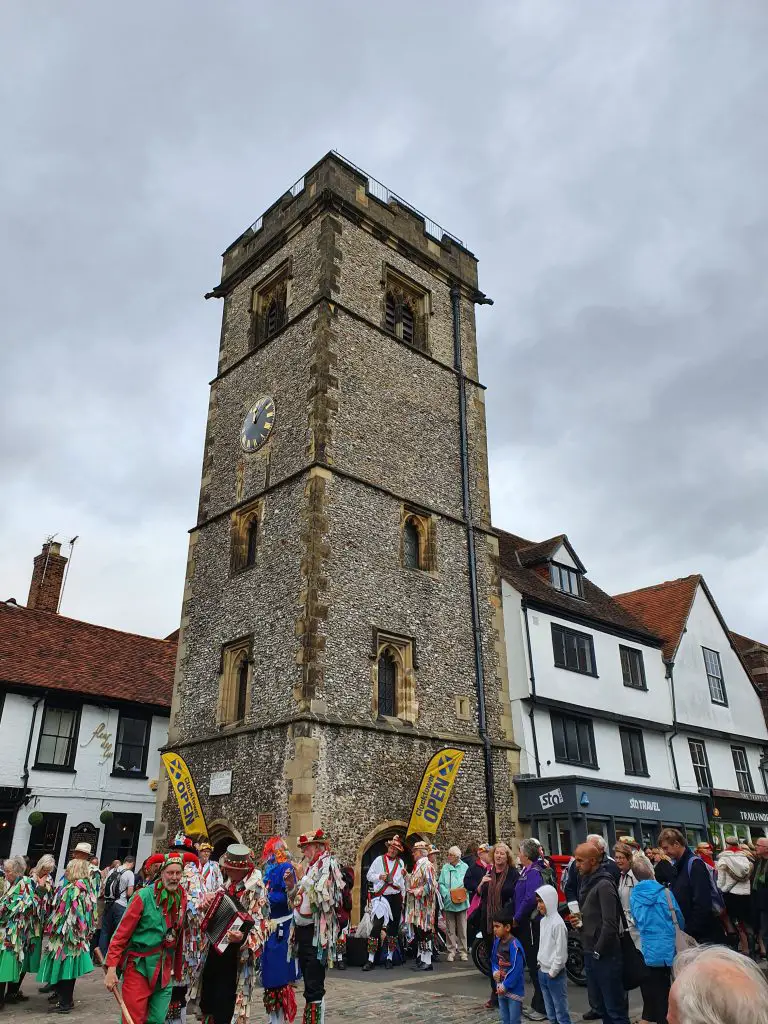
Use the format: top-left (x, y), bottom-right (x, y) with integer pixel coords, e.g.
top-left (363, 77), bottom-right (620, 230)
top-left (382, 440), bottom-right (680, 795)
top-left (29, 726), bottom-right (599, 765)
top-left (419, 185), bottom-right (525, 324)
top-left (1, 1), bottom-right (766, 641)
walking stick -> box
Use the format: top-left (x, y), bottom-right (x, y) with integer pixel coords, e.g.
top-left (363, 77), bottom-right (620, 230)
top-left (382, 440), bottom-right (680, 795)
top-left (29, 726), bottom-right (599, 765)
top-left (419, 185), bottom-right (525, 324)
top-left (93, 947), bottom-right (138, 1024)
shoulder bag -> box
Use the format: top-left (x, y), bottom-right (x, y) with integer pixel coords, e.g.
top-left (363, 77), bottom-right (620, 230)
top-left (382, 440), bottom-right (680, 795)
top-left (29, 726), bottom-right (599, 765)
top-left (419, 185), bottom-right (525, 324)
top-left (665, 888), bottom-right (697, 953)
top-left (616, 896), bottom-right (646, 991)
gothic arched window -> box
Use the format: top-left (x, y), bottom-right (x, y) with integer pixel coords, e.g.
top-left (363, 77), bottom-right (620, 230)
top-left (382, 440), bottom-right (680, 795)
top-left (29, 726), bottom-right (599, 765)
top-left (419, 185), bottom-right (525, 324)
top-left (377, 651), bottom-right (397, 717)
top-left (384, 291), bottom-right (418, 347)
top-left (403, 518), bottom-right (421, 569)
top-left (235, 657), bottom-right (249, 722)
top-left (265, 295), bottom-right (284, 339)
top-left (245, 517), bottom-right (259, 568)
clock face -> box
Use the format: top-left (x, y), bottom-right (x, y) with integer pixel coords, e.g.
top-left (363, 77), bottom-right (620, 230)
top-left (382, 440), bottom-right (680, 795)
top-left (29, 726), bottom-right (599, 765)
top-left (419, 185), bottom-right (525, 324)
top-left (240, 396), bottom-right (276, 453)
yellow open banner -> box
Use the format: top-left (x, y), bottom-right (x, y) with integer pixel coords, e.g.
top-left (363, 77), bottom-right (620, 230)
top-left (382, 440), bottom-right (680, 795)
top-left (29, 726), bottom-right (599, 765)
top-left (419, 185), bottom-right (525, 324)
top-left (161, 751), bottom-right (208, 838)
top-left (407, 747), bottom-right (464, 836)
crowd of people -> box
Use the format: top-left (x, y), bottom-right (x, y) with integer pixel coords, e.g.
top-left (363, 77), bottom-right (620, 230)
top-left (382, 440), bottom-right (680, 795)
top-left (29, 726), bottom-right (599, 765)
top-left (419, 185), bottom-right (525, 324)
top-left (1, 828), bottom-right (768, 1024)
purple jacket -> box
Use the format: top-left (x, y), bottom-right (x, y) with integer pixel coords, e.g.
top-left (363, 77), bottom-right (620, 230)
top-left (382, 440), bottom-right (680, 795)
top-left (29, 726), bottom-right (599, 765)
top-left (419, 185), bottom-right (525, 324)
top-left (513, 862), bottom-right (544, 923)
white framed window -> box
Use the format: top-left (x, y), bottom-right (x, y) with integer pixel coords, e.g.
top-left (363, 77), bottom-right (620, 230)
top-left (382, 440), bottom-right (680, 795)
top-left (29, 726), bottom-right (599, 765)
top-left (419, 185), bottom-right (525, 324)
top-left (703, 647), bottom-right (727, 705)
top-left (731, 746), bottom-right (755, 794)
top-left (689, 738), bottom-right (712, 789)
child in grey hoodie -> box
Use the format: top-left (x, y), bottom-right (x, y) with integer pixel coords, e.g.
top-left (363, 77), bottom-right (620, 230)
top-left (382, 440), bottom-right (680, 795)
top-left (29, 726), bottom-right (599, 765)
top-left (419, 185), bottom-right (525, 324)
top-left (535, 885), bottom-right (572, 1024)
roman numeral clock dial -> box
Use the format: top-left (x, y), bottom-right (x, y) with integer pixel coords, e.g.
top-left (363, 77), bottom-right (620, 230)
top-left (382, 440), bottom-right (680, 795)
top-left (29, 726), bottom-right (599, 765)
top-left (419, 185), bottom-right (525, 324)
top-left (240, 396), bottom-right (276, 452)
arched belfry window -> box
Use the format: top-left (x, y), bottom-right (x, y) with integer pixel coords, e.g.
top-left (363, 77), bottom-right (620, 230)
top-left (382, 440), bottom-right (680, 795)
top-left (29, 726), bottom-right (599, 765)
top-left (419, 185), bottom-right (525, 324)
top-left (235, 656), bottom-right (249, 722)
top-left (230, 499), bottom-right (263, 575)
top-left (382, 269), bottom-right (427, 352)
top-left (402, 518), bottom-right (421, 569)
top-left (265, 295), bottom-right (284, 339)
top-left (377, 650), bottom-right (397, 717)
top-left (252, 261), bottom-right (291, 348)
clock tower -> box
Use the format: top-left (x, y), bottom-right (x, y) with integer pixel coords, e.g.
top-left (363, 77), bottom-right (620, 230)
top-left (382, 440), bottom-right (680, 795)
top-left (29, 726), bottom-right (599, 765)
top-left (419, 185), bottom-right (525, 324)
top-left (160, 153), bottom-right (518, 896)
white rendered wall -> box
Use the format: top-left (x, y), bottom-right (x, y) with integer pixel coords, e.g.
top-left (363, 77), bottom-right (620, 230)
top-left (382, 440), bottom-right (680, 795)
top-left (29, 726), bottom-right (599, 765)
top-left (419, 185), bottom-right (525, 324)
top-left (0, 692), bottom-right (168, 867)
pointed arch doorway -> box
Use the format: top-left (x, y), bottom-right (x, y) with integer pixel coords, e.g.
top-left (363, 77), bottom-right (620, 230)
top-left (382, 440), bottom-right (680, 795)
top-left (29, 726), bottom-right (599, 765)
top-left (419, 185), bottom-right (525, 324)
top-left (207, 818), bottom-right (241, 861)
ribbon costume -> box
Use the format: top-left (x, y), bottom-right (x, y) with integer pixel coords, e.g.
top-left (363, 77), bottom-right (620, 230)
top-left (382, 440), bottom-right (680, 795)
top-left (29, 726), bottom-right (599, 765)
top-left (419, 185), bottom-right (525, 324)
top-left (363, 835), bottom-right (407, 970)
top-left (291, 829), bottom-right (345, 1024)
top-left (38, 858), bottom-right (96, 1012)
top-left (404, 841), bottom-right (437, 971)
top-left (0, 867), bottom-right (37, 1000)
top-left (197, 844), bottom-right (270, 1024)
top-left (261, 837), bottom-right (301, 1024)
top-left (106, 852), bottom-right (187, 1024)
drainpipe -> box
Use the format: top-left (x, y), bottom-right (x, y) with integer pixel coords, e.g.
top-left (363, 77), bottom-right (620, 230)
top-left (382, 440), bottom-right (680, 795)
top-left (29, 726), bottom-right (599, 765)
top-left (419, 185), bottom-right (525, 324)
top-left (665, 660), bottom-right (680, 790)
top-left (21, 695), bottom-right (44, 806)
top-left (450, 283), bottom-right (496, 843)
top-left (521, 599), bottom-right (541, 777)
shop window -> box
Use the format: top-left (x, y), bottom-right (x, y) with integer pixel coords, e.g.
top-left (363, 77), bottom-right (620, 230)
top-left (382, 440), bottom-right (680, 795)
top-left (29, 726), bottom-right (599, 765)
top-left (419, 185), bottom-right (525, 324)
top-left (620, 727), bottom-right (648, 776)
top-left (551, 624), bottom-right (596, 676)
top-left (551, 711), bottom-right (597, 768)
top-left (26, 812), bottom-right (66, 866)
top-left (731, 746), bottom-right (755, 794)
top-left (35, 703), bottom-right (80, 770)
top-left (620, 646), bottom-right (647, 690)
top-left (689, 738), bottom-right (713, 789)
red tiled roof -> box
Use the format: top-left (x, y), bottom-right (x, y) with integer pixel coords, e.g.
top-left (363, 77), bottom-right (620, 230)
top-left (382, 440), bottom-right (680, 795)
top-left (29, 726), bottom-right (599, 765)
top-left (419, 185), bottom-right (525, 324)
top-left (0, 601), bottom-right (177, 709)
top-left (731, 631), bottom-right (768, 656)
top-left (495, 529), bottom-right (660, 643)
top-left (613, 576), bottom-right (701, 660)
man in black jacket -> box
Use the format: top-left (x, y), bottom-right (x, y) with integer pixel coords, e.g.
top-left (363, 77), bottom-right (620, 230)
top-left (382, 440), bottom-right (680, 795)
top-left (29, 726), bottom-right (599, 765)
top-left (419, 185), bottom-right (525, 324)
top-left (574, 843), bottom-right (629, 1024)
top-left (659, 827), bottom-right (726, 945)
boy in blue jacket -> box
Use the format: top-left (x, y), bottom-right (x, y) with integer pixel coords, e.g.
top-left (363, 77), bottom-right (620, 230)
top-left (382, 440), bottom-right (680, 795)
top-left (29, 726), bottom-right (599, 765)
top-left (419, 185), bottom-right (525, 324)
top-left (491, 907), bottom-right (526, 1024)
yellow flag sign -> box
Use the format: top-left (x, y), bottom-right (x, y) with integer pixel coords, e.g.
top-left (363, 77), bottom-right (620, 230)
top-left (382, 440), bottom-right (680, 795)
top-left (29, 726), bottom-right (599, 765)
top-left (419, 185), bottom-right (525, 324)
top-left (407, 748), bottom-right (465, 836)
top-left (161, 751), bottom-right (208, 838)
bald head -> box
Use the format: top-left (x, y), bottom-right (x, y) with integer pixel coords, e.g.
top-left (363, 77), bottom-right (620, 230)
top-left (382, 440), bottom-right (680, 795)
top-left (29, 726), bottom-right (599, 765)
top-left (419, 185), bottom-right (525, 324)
top-left (669, 945), bottom-right (768, 1024)
top-left (574, 843), bottom-right (601, 876)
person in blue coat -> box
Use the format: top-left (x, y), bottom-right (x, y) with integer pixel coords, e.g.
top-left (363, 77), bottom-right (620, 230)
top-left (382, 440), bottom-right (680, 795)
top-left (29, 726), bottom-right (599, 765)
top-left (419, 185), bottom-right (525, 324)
top-left (490, 907), bottom-right (525, 1024)
top-left (261, 837), bottom-right (301, 1024)
top-left (630, 873), bottom-right (684, 1024)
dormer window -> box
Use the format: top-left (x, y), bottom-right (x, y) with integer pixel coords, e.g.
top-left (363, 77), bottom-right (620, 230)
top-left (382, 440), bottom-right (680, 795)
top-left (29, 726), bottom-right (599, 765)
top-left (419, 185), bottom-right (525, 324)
top-left (550, 563), bottom-right (583, 597)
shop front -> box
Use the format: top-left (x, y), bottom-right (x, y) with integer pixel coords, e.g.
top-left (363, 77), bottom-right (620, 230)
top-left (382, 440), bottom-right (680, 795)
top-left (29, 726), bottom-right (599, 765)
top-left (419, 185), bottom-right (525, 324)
top-left (516, 776), bottom-right (710, 856)
top-left (710, 790), bottom-right (768, 851)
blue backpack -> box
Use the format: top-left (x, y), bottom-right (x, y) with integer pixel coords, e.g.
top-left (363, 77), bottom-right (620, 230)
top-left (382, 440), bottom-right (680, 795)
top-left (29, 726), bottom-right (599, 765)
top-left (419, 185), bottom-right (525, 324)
top-left (686, 855), bottom-right (725, 914)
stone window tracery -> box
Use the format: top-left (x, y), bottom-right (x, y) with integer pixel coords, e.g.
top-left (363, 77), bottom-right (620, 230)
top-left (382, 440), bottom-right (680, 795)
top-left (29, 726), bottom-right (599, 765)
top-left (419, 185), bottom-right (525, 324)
top-left (230, 498), bottom-right (263, 574)
top-left (217, 637), bottom-right (253, 727)
top-left (371, 630), bottom-right (418, 723)
top-left (400, 508), bottom-right (436, 573)
top-left (251, 260), bottom-right (292, 347)
top-left (382, 267), bottom-right (428, 352)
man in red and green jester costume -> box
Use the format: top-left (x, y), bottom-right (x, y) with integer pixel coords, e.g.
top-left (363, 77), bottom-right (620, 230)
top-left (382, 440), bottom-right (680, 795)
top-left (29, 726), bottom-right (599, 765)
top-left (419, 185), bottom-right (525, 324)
top-left (104, 852), bottom-right (187, 1024)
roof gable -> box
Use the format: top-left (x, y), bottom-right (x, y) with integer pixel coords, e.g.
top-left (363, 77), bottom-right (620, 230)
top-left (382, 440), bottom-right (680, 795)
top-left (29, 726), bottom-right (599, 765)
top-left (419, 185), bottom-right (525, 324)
top-left (0, 601), bottom-right (176, 709)
top-left (495, 529), bottom-right (660, 643)
top-left (614, 576), bottom-right (700, 661)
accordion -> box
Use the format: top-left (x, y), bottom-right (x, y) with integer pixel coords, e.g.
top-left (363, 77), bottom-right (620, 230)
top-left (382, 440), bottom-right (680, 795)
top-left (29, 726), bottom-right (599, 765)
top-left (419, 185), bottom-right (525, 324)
top-left (200, 889), bottom-right (254, 954)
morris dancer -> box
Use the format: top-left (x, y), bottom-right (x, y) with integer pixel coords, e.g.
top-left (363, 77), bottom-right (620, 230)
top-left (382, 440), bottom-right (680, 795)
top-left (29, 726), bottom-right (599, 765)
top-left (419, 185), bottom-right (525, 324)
top-left (364, 835), bottom-right (407, 971)
top-left (405, 840), bottom-right (437, 972)
top-left (26, 855), bottom-right (57, 992)
top-left (104, 852), bottom-right (187, 1024)
top-left (38, 858), bottom-right (96, 1013)
top-left (292, 830), bottom-right (344, 1024)
top-left (156, 835), bottom-right (205, 1024)
top-left (198, 842), bottom-right (224, 894)
top-left (197, 844), bottom-right (269, 1024)
top-left (261, 838), bottom-right (300, 1024)
top-left (0, 855), bottom-right (38, 1007)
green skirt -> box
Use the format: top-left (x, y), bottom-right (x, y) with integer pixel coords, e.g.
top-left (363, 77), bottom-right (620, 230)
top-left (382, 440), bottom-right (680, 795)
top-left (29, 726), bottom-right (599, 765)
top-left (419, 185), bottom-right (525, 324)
top-left (0, 948), bottom-right (22, 983)
top-left (38, 951), bottom-right (94, 984)
top-left (26, 935), bottom-right (43, 974)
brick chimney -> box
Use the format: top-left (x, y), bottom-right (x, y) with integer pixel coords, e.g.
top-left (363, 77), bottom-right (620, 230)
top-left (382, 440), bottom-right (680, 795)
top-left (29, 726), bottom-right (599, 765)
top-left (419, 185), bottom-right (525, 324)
top-left (27, 541), bottom-right (68, 613)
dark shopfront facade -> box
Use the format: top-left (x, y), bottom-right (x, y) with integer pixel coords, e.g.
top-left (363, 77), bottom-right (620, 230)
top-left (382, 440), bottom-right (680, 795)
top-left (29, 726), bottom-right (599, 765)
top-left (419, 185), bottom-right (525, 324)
top-left (709, 789), bottom-right (768, 850)
top-left (517, 776), bottom-right (710, 856)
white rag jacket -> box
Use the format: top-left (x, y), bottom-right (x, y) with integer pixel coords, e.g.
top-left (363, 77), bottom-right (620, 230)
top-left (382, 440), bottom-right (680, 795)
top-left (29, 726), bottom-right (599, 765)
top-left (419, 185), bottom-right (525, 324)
top-left (535, 884), bottom-right (568, 977)
top-left (717, 849), bottom-right (752, 896)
